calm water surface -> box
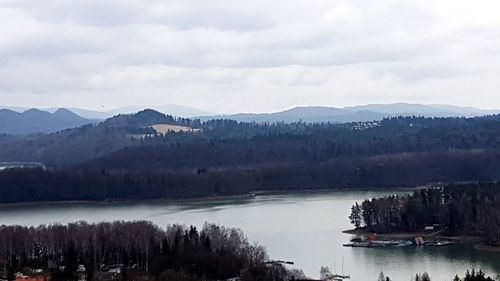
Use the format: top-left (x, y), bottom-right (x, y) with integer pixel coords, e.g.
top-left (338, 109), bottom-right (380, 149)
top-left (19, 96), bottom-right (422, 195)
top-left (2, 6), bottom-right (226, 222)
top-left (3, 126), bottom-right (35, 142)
top-left (0, 190), bottom-right (499, 281)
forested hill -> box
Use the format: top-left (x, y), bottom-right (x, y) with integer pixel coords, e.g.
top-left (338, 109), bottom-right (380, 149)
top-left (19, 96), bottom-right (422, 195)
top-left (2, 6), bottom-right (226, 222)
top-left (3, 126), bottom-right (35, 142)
top-left (0, 109), bottom-right (181, 166)
top-left (1, 111), bottom-right (500, 203)
top-left (81, 114), bottom-right (500, 171)
top-left (1, 110), bottom-right (500, 167)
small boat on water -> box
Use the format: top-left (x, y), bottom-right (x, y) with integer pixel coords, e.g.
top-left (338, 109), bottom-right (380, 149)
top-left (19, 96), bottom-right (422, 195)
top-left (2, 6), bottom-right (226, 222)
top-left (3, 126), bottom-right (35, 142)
top-left (332, 274), bottom-right (350, 279)
top-left (329, 257), bottom-right (350, 281)
top-left (331, 274), bottom-right (350, 281)
top-left (428, 241), bottom-right (455, 247)
top-left (343, 242), bottom-right (371, 247)
top-left (396, 240), bottom-right (413, 247)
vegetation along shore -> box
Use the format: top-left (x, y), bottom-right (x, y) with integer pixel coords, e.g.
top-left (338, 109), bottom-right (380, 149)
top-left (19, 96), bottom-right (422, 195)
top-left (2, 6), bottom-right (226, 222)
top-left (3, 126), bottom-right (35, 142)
top-left (347, 182), bottom-right (500, 250)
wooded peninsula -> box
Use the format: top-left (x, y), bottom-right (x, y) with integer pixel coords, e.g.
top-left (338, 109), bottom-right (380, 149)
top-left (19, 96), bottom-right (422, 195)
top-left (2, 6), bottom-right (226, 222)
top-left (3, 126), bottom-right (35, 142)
top-left (349, 182), bottom-right (500, 245)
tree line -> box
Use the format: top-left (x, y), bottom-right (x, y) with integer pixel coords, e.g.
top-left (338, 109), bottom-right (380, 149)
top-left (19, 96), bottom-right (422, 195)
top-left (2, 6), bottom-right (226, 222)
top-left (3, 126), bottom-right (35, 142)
top-left (349, 183), bottom-right (500, 243)
top-left (0, 221), bottom-right (304, 281)
top-left (1, 149), bottom-right (500, 203)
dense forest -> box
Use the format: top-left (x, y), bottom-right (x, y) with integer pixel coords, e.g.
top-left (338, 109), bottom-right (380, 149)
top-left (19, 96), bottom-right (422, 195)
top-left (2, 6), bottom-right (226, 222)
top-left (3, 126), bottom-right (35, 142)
top-left (349, 183), bottom-right (500, 243)
top-left (0, 110), bottom-right (499, 167)
top-left (0, 221), bottom-right (305, 281)
top-left (1, 110), bottom-right (500, 203)
top-left (1, 150), bottom-right (500, 203)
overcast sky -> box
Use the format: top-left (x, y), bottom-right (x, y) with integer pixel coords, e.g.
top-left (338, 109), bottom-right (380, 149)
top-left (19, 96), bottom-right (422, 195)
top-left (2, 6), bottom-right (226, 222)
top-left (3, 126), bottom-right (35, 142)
top-left (1, 0), bottom-right (500, 113)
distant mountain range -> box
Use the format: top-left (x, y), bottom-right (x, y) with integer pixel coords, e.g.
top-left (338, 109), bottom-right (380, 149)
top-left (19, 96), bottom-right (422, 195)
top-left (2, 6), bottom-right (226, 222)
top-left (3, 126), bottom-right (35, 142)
top-left (1, 103), bottom-right (499, 135)
top-left (198, 107), bottom-right (387, 123)
top-left (0, 104), bottom-right (213, 135)
top-left (0, 108), bottom-right (93, 135)
top-left (2, 104), bottom-right (215, 119)
top-left (63, 104), bottom-right (215, 119)
top-left (199, 103), bottom-right (500, 123)
top-left (346, 103), bottom-right (500, 117)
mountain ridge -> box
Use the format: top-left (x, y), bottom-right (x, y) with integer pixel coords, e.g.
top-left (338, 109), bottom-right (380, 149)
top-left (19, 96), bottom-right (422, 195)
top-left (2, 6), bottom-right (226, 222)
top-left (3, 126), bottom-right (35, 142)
top-left (1, 103), bottom-right (499, 135)
top-left (0, 108), bottom-right (93, 135)
top-left (55, 104), bottom-right (215, 119)
top-left (199, 103), bottom-right (500, 123)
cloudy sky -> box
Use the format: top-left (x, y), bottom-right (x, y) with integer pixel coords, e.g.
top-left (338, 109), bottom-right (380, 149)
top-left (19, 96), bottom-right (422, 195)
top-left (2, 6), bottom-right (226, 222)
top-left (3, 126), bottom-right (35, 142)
top-left (1, 0), bottom-right (500, 113)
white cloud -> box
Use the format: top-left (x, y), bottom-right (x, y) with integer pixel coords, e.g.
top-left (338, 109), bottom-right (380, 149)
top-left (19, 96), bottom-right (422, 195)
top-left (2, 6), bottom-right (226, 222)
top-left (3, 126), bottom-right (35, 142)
top-left (0, 0), bottom-right (500, 113)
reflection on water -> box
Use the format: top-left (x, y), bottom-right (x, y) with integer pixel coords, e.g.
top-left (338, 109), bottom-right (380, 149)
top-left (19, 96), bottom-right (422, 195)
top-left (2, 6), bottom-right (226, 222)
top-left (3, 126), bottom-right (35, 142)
top-left (350, 243), bottom-right (500, 281)
top-left (0, 190), bottom-right (498, 280)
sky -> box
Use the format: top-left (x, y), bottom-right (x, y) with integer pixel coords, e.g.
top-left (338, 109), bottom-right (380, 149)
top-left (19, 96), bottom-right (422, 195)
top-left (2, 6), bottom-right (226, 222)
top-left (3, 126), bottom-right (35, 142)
top-left (1, 0), bottom-right (500, 114)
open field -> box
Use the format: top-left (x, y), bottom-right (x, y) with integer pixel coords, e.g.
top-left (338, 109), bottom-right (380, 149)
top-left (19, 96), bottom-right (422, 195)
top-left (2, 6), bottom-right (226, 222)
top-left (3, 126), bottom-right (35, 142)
top-left (150, 123), bottom-right (201, 134)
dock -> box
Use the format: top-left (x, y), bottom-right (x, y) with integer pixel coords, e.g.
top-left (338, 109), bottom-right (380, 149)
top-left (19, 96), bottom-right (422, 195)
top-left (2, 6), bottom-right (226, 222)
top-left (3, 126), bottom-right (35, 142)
top-left (343, 237), bottom-right (455, 248)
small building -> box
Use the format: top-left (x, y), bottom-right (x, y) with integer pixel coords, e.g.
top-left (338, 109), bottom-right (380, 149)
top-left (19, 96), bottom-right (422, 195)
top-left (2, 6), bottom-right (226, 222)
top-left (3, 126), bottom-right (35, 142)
top-left (15, 272), bottom-right (51, 281)
top-left (415, 236), bottom-right (425, 246)
top-left (77, 265), bottom-right (86, 281)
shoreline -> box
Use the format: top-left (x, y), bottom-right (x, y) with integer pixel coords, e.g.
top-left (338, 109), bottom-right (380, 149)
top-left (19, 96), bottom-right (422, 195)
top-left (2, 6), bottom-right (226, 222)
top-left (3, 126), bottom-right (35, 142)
top-left (343, 228), bottom-right (482, 241)
top-left (0, 186), bottom-right (418, 208)
top-left (473, 243), bottom-right (500, 252)
top-left (0, 192), bottom-right (261, 208)
top-left (342, 228), bottom-right (500, 252)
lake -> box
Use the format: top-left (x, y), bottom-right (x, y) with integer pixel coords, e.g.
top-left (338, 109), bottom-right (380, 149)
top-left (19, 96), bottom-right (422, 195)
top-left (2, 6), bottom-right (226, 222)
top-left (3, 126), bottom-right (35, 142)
top-left (0, 190), bottom-right (499, 280)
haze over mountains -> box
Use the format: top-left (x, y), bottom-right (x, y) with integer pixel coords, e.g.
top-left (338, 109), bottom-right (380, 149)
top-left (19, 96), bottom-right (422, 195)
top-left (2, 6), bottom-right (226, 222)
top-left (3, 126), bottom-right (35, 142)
top-left (0, 104), bottom-right (213, 135)
top-left (0, 108), bottom-right (93, 135)
top-left (200, 103), bottom-right (500, 123)
top-left (1, 103), bottom-right (499, 135)
top-left (66, 104), bottom-right (215, 119)
top-left (3, 104), bottom-right (215, 119)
